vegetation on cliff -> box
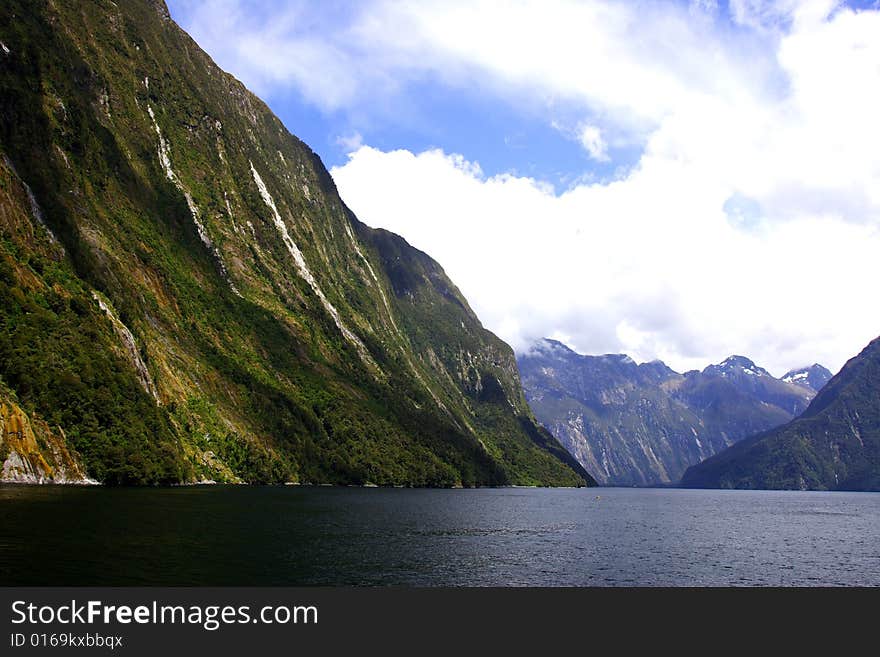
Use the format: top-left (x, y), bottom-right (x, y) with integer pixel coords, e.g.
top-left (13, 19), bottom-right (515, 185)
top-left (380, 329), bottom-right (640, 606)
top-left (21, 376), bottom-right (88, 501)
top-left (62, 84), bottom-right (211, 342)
top-left (0, 0), bottom-right (591, 486)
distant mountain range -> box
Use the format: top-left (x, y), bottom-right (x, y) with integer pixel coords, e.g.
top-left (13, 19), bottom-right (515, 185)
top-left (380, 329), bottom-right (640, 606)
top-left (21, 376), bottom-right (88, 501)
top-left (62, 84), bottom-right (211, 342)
top-left (683, 336), bottom-right (880, 491)
top-left (518, 339), bottom-right (826, 486)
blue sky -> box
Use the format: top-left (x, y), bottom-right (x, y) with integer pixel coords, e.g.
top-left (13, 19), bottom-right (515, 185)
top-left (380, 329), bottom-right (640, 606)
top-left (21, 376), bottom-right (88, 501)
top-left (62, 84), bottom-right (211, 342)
top-left (167, 0), bottom-right (662, 187)
top-left (167, 0), bottom-right (880, 375)
top-left (247, 72), bottom-right (629, 186)
top-left (166, 0), bottom-right (876, 187)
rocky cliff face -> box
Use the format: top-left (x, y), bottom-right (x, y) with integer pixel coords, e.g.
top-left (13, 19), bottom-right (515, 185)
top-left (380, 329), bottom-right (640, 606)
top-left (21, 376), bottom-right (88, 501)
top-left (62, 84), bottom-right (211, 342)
top-left (682, 337), bottom-right (880, 491)
top-left (518, 339), bottom-right (816, 485)
top-left (1, 385), bottom-right (93, 483)
top-left (0, 0), bottom-right (591, 486)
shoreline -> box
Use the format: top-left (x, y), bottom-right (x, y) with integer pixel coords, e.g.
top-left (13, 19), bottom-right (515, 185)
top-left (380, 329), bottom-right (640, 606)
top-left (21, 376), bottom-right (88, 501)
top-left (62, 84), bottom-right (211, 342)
top-left (0, 480), bottom-right (591, 490)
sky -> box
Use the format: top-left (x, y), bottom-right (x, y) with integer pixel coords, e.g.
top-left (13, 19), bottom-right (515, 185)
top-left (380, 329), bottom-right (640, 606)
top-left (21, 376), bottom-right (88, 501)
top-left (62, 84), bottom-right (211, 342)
top-left (166, 0), bottom-right (880, 376)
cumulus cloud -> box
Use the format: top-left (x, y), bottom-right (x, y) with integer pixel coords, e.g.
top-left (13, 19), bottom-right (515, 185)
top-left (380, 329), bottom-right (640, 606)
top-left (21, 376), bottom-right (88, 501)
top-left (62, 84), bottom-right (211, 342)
top-left (332, 145), bottom-right (880, 375)
top-left (171, 0), bottom-right (774, 134)
top-left (169, 1), bottom-right (400, 109)
top-left (171, 0), bottom-right (880, 375)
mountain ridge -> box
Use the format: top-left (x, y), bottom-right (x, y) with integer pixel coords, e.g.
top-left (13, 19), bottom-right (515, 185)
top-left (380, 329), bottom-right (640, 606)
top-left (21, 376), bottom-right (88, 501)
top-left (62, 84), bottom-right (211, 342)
top-left (682, 336), bottom-right (880, 490)
top-left (781, 363), bottom-right (834, 393)
top-left (518, 338), bottom-right (821, 485)
top-left (0, 0), bottom-right (592, 487)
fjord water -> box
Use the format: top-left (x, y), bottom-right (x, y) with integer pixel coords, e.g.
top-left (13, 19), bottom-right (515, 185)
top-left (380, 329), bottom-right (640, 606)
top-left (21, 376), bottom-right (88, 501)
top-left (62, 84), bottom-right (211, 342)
top-left (1, 486), bottom-right (877, 586)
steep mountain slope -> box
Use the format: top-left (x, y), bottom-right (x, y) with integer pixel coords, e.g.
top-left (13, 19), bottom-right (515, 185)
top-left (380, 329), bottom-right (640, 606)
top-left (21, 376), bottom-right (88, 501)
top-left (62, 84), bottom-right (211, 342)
top-left (781, 364), bottom-right (833, 392)
top-left (682, 337), bottom-right (880, 491)
top-left (518, 339), bottom-right (815, 485)
top-left (0, 0), bottom-right (591, 486)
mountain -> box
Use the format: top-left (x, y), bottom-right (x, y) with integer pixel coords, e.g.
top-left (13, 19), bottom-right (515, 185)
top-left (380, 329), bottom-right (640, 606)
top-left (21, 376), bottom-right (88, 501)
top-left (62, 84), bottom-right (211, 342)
top-left (0, 0), bottom-right (592, 487)
top-left (682, 337), bottom-right (880, 491)
top-left (675, 355), bottom-right (814, 430)
top-left (517, 339), bottom-right (815, 485)
top-left (781, 364), bottom-right (833, 392)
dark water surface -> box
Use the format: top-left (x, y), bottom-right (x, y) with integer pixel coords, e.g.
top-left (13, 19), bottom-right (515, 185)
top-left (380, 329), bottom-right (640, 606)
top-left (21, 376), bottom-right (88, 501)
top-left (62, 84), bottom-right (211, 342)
top-left (1, 485), bottom-right (877, 586)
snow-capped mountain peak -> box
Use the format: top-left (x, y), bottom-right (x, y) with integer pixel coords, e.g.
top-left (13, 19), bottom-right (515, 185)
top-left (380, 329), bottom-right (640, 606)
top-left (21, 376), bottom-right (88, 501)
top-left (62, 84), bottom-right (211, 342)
top-left (781, 364), bottom-right (833, 392)
top-left (706, 355), bottom-right (770, 378)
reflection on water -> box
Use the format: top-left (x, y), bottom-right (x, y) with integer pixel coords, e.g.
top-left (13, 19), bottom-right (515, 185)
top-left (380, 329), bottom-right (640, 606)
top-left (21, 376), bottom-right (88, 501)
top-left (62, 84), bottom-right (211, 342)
top-left (0, 485), bottom-right (877, 586)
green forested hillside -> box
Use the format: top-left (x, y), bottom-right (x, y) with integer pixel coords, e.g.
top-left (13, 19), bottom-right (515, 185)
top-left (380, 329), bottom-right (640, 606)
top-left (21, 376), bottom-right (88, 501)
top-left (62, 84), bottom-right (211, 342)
top-left (0, 0), bottom-right (592, 486)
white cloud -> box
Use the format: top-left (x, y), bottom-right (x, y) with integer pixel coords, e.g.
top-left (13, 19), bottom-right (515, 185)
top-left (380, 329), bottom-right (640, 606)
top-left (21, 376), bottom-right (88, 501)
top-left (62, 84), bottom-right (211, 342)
top-left (578, 125), bottom-right (609, 162)
top-left (333, 143), bottom-right (880, 376)
top-left (729, 0), bottom-right (840, 32)
top-left (172, 0), bottom-right (880, 375)
top-left (549, 119), bottom-right (610, 162)
top-left (172, 0), bottom-right (773, 134)
top-left (327, 3), bottom-right (880, 376)
top-left (169, 1), bottom-right (399, 109)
